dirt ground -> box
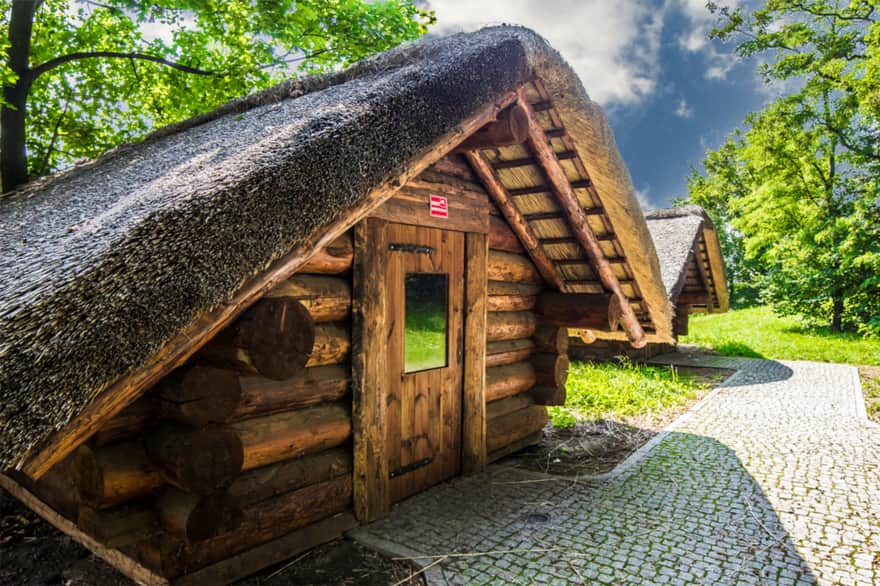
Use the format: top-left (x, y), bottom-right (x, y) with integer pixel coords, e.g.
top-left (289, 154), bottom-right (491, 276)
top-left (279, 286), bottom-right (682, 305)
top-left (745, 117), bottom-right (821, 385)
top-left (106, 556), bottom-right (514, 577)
top-left (506, 365), bottom-right (734, 477)
top-left (0, 488), bottom-right (423, 586)
top-left (859, 366), bottom-right (880, 423)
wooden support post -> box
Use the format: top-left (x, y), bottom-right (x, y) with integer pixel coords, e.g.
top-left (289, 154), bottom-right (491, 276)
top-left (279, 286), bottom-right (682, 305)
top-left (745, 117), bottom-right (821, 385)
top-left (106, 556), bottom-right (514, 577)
top-left (519, 92), bottom-right (647, 348)
top-left (673, 304), bottom-right (690, 336)
top-left (351, 219), bottom-right (389, 522)
top-left (462, 232), bottom-right (488, 475)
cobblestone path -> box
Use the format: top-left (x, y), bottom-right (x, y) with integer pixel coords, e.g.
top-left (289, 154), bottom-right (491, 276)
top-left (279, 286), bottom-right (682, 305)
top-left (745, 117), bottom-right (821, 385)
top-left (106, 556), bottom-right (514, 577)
top-left (352, 357), bottom-right (880, 585)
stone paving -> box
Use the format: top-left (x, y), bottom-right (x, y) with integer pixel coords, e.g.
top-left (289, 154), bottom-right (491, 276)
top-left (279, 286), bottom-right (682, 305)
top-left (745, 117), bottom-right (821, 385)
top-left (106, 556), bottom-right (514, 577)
top-left (352, 356), bottom-right (880, 585)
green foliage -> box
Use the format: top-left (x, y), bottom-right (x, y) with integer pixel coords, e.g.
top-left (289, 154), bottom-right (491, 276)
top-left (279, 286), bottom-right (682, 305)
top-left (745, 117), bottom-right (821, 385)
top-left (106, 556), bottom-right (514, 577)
top-left (682, 306), bottom-right (880, 365)
top-left (688, 0), bottom-right (880, 333)
top-left (548, 359), bottom-right (711, 428)
top-left (2, 0), bottom-right (433, 176)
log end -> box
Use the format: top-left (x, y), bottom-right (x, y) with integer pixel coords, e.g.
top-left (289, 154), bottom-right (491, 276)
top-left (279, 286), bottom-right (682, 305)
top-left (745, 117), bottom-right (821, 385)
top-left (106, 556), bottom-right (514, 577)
top-left (239, 298), bottom-right (316, 380)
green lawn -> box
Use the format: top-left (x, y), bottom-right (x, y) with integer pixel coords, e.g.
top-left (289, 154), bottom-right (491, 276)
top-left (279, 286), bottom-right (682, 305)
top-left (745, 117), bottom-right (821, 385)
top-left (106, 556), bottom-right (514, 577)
top-left (681, 306), bottom-right (880, 366)
top-left (549, 360), bottom-right (718, 428)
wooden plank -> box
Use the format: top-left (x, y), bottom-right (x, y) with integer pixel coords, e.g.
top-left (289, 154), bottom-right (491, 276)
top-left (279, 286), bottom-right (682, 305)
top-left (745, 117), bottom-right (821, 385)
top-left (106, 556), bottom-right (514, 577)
top-left (20, 89), bottom-right (521, 479)
top-left (172, 513), bottom-right (358, 586)
top-left (352, 219), bottom-right (389, 522)
top-left (370, 182), bottom-right (490, 233)
top-left (464, 151), bottom-right (565, 290)
top-left (0, 473), bottom-right (168, 586)
top-left (462, 232), bottom-right (488, 474)
top-left (519, 91), bottom-right (647, 349)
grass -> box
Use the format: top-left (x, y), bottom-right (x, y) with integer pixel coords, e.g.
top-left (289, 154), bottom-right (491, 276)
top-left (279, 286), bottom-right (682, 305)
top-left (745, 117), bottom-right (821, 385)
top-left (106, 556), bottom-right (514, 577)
top-left (548, 359), bottom-right (718, 429)
top-left (681, 306), bottom-right (880, 366)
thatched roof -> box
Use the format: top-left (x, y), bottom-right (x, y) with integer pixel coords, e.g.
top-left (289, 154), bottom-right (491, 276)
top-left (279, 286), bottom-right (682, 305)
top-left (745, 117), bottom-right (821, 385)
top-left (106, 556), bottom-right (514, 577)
top-left (645, 205), bottom-right (729, 310)
top-left (0, 26), bottom-right (671, 470)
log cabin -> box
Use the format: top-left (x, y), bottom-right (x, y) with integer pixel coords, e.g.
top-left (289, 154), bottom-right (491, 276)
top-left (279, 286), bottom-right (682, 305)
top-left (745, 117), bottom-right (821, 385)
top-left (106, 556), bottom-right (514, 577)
top-left (0, 27), bottom-right (676, 584)
top-left (570, 205), bottom-right (729, 361)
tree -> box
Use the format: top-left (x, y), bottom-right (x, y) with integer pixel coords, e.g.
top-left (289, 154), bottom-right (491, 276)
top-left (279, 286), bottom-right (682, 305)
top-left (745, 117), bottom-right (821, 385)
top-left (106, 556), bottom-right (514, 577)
top-left (0, 0), bottom-right (434, 192)
top-left (688, 0), bottom-right (880, 333)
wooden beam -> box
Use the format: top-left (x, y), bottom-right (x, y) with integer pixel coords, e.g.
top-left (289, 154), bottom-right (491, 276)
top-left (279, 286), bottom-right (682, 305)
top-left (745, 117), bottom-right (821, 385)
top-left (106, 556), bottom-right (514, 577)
top-left (507, 179), bottom-right (591, 196)
top-left (464, 152), bottom-right (565, 290)
top-left (691, 248), bottom-right (716, 311)
top-left (461, 233), bottom-right (488, 474)
top-left (20, 89), bottom-right (521, 479)
top-left (492, 150), bottom-right (576, 169)
top-left (352, 219), bottom-right (390, 522)
top-left (535, 292), bottom-right (622, 331)
top-left (457, 103), bottom-right (529, 150)
top-left (676, 291), bottom-right (711, 306)
top-left (519, 93), bottom-right (647, 349)
top-left (0, 473), bottom-right (168, 586)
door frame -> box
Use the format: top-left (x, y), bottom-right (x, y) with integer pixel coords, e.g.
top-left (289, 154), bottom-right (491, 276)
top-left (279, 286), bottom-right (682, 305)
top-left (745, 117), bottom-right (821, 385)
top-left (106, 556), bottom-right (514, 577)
top-left (352, 218), bottom-right (488, 522)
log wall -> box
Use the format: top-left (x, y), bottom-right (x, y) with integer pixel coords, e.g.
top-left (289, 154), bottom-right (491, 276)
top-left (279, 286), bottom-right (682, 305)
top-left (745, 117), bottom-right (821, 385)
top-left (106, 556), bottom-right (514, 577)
top-left (485, 216), bottom-right (563, 464)
top-left (28, 231), bottom-right (357, 584)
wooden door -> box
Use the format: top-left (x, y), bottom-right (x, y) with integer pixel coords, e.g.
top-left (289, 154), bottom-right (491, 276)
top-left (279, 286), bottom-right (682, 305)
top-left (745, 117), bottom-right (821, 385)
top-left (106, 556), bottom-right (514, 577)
top-left (384, 223), bottom-right (464, 503)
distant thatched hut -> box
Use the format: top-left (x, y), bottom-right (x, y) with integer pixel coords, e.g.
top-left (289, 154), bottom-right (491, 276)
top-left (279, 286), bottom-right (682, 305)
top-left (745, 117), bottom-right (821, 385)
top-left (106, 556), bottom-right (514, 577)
top-left (0, 27), bottom-right (676, 584)
top-left (570, 204), bottom-right (729, 362)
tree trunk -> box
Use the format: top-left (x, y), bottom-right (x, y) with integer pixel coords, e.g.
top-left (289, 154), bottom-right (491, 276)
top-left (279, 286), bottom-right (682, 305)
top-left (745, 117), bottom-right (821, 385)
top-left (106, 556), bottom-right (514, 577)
top-left (1, 1), bottom-right (39, 192)
top-left (831, 294), bottom-right (844, 333)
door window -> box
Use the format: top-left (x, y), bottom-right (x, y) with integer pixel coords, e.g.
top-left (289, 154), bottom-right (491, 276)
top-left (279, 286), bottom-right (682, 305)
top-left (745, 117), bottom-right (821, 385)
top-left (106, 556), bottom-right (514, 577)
top-left (404, 273), bottom-right (448, 372)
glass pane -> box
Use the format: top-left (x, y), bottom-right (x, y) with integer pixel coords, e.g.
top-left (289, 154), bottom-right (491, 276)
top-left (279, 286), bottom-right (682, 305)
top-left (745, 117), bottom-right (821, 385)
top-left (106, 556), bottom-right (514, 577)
top-left (404, 273), bottom-right (448, 373)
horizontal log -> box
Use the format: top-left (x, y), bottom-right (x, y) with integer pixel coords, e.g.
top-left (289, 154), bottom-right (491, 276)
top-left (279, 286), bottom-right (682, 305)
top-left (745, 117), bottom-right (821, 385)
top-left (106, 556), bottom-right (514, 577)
top-left (487, 311), bottom-right (537, 342)
top-left (487, 405), bottom-right (548, 455)
top-left (307, 322), bottom-right (351, 367)
top-left (488, 280), bottom-right (543, 297)
top-left (488, 215), bottom-right (525, 253)
top-left (78, 504), bottom-right (160, 548)
top-left (488, 250), bottom-right (543, 284)
top-left (138, 477), bottom-right (353, 578)
top-left (531, 385), bottom-right (567, 406)
top-left (486, 361), bottom-right (536, 402)
top-left (300, 233), bottom-right (353, 274)
top-left (157, 488), bottom-right (242, 543)
top-left (227, 447), bottom-right (352, 507)
top-left (535, 292), bottom-right (621, 331)
top-left (486, 393), bottom-right (534, 420)
top-left (485, 339), bottom-right (535, 368)
top-left (195, 297), bottom-right (316, 380)
top-left (533, 326), bottom-right (569, 354)
top-left (571, 328), bottom-right (597, 344)
top-left (75, 443), bottom-right (165, 509)
top-left (158, 365), bottom-right (350, 426)
top-left (487, 294), bottom-right (537, 312)
top-left (26, 454), bottom-right (81, 520)
top-left (265, 275), bottom-right (351, 322)
top-left (90, 396), bottom-right (156, 448)
top-left (171, 513), bottom-right (358, 586)
top-left (231, 403), bottom-right (352, 472)
top-left (458, 103), bottom-right (528, 150)
top-left (145, 426), bottom-right (244, 494)
top-left (533, 353), bottom-right (569, 389)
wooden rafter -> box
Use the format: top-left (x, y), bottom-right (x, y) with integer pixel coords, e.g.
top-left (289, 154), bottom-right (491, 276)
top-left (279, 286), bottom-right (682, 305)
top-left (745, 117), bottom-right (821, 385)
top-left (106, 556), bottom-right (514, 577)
top-left (692, 238), bottom-right (716, 311)
top-left (464, 151), bottom-right (567, 291)
top-left (517, 90), bottom-right (648, 348)
top-left (20, 91), bottom-right (522, 480)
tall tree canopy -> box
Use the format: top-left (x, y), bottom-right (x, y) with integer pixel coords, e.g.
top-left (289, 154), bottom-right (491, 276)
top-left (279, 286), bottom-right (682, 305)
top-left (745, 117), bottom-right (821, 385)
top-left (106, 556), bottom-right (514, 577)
top-left (0, 0), bottom-right (434, 192)
top-left (689, 0), bottom-right (880, 334)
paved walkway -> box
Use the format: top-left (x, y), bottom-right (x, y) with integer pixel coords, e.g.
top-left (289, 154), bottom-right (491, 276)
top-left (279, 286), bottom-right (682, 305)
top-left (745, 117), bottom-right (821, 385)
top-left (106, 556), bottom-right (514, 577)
top-left (352, 356), bottom-right (880, 585)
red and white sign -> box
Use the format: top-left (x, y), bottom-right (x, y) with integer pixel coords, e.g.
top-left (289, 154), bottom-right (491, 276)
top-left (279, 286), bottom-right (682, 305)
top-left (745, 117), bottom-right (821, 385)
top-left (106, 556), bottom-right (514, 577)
top-left (429, 195), bottom-right (448, 218)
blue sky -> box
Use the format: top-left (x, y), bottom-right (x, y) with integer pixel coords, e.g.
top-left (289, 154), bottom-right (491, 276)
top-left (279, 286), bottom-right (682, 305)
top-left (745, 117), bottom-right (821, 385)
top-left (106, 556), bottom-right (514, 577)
top-left (425, 0), bottom-right (769, 209)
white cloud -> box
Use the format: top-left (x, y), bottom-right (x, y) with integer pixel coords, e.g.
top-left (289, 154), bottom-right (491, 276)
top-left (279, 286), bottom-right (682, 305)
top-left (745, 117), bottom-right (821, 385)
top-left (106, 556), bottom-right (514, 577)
top-left (634, 186), bottom-right (655, 210)
top-left (669, 0), bottom-right (741, 80)
top-left (425, 0), bottom-right (666, 108)
top-left (675, 98), bottom-right (694, 118)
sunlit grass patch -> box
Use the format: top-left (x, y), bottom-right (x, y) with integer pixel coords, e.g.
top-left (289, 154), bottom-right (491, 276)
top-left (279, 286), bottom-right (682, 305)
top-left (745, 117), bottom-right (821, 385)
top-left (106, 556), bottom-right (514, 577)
top-left (681, 306), bottom-right (880, 366)
top-left (549, 359), bottom-right (717, 429)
